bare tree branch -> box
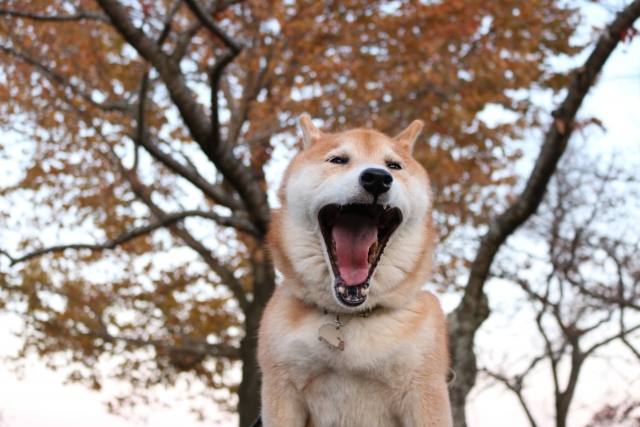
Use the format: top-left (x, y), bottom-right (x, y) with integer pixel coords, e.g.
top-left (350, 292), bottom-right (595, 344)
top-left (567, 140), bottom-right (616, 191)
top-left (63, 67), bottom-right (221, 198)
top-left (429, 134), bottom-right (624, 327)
top-left (169, 0), bottom-right (249, 61)
top-left (156, 0), bottom-right (183, 45)
top-left (0, 8), bottom-right (110, 23)
top-left (49, 287), bottom-right (240, 359)
top-left (564, 271), bottom-right (640, 311)
top-left (536, 310), bottom-right (563, 397)
top-left (131, 57), bottom-right (245, 211)
top-left (182, 0), bottom-right (245, 141)
top-left (584, 323), bottom-right (640, 357)
top-left (0, 209), bottom-right (259, 266)
top-left (133, 66), bottom-right (150, 172)
top-left (492, 196), bottom-right (640, 427)
top-left (116, 165), bottom-right (250, 313)
top-left (580, 311), bottom-right (615, 335)
top-left (134, 133), bottom-right (245, 211)
top-left (621, 336), bottom-right (640, 360)
top-left (171, 20), bottom-right (202, 61)
top-left (0, 45), bottom-right (132, 112)
top-left (210, 49), bottom-right (241, 148)
top-left (183, 0), bottom-right (242, 52)
top-left (95, 329), bottom-right (240, 359)
top-left (481, 368), bottom-right (539, 427)
top-left (224, 41), bottom-right (273, 151)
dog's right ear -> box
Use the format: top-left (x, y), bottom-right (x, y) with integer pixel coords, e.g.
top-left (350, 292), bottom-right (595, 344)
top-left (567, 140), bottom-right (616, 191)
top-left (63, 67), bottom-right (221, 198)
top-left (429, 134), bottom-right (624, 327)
top-left (298, 114), bottom-right (324, 149)
top-left (393, 120), bottom-right (424, 154)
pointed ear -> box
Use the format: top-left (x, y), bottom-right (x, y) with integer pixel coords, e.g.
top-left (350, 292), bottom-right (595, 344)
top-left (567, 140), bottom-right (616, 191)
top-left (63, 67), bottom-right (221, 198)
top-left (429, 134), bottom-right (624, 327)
top-left (298, 114), bottom-right (324, 149)
top-left (393, 120), bottom-right (424, 153)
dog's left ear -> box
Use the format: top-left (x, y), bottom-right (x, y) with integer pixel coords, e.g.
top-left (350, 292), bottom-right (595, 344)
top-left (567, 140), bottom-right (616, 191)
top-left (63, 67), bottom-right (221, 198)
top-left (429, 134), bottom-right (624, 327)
top-left (298, 114), bottom-right (325, 149)
top-left (393, 120), bottom-right (424, 154)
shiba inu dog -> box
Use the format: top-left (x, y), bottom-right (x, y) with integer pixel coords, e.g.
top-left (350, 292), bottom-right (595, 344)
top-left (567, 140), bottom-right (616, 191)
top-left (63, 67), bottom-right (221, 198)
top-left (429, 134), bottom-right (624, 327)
top-left (257, 115), bottom-right (452, 427)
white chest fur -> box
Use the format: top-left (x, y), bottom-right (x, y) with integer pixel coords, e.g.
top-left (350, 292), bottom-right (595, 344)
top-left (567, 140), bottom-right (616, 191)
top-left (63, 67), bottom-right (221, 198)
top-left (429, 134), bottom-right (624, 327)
top-left (266, 301), bottom-right (439, 427)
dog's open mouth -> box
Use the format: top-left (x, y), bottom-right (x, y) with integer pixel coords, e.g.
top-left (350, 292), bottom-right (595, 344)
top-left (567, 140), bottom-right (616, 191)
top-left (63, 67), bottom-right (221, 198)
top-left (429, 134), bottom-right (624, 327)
top-left (319, 203), bottom-right (402, 307)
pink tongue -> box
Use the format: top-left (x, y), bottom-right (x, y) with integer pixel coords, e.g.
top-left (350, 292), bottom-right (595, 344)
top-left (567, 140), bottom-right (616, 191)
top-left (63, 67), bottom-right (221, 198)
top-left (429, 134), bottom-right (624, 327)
top-left (332, 213), bottom-right (378, 286)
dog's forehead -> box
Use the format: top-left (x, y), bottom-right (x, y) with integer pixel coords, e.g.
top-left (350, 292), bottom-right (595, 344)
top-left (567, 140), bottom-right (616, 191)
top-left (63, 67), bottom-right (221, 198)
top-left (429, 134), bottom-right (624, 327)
top-left (317, 129), bottom-right (400, 158)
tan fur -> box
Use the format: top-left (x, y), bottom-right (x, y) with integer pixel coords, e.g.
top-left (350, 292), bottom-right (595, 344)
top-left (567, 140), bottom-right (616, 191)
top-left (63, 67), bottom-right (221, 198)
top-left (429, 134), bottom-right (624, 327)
top-left (258, 117), bottom-right (452, 427)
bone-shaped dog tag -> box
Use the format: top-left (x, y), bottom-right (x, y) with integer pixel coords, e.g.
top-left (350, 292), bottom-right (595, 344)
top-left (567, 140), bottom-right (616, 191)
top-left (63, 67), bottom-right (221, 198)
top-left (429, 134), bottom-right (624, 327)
top-left (318, 324), bottom-right (345, 351)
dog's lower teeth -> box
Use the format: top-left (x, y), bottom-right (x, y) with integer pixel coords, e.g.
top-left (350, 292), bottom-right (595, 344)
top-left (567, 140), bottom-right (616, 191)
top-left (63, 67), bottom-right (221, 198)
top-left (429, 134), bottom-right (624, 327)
top-left (338, 286), bottom-right (345, 295)
top-left (361, 288), bottom-right (368, 296)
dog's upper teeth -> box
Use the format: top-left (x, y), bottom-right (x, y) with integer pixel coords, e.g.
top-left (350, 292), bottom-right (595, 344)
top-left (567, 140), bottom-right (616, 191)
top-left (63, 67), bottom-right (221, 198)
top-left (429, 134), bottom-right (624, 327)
top-left (368, 241), bottom-right (378, 263)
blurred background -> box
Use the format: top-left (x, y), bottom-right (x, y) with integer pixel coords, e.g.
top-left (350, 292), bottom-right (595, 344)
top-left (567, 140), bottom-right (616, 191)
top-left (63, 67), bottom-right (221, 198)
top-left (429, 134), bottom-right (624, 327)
top-left (0, 1), bottom-right (639, 426)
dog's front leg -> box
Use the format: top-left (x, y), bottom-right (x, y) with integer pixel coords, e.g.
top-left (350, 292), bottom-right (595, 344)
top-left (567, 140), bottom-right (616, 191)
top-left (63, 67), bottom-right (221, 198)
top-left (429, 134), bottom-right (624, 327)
top-left (261, 375), bottom-right (308, 427)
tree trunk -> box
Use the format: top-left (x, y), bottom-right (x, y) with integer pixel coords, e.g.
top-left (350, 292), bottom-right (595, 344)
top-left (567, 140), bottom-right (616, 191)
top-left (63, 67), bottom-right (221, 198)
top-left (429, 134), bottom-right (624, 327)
top-left (555, 351), bottom-right (584, 427)
top-left (447, 292), bottom-right (490, 427)
top-left (238, 247), bottom-right (276, 427)
top-left (238, 303), bottom-right (262, 427)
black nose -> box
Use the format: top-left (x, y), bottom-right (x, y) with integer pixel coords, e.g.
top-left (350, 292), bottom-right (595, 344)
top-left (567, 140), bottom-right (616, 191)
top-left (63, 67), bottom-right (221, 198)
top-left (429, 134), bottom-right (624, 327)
top-left (360, 168), bottom-right (393, 196)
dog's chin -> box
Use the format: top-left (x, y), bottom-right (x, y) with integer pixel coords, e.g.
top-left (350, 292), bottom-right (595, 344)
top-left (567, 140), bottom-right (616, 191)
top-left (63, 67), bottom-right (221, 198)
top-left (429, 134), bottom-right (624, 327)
top-left (318, 203), bottom-right (402, 308)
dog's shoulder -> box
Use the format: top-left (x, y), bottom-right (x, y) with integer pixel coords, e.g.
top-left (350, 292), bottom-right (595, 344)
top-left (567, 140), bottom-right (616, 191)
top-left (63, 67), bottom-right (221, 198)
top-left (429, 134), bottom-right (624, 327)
top-left (261, 285), bottom-right (316, 327)
top-left (257, 285), bottom-right (317, 365)
top-left (415, 290), bottom-right (447, 328)
top-left (413, 290), bottom-right (450, 361)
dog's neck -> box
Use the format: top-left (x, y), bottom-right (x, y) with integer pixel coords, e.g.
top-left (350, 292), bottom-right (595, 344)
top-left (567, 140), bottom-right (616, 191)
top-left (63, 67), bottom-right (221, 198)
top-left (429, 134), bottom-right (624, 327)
top-left (321, 306), bottom-right (378, 317)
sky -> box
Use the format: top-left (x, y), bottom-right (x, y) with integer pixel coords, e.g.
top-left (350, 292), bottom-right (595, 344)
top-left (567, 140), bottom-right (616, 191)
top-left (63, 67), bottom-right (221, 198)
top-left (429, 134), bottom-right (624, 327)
top-left (1, 1), bottom-right (640, 427)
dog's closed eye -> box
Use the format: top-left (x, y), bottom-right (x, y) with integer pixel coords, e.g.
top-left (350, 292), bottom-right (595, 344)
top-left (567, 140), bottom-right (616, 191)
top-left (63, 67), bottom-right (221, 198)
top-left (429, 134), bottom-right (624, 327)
top-left (386, 161), bottom-right (402, 170)
top-left (328, 156), bottom-right (349, 165)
